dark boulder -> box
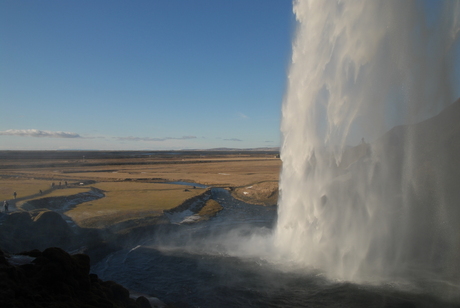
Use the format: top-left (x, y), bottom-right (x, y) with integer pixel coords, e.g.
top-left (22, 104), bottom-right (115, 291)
top-left (102, 280), bottom-right (131, 301)
top-left (4, 211), bottom-right (33, 226)
top-left (0, 210), bottom-right (79, 252)
top-left (33, 210), bottom-right (72, 235)
top-left (0, 247), bottom-right (148, 308)
top-left (136, 296), bottom-right (153, 308)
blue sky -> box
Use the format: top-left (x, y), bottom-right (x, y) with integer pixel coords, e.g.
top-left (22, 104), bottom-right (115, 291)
top-left (0, 0), bottom-right (294, 150)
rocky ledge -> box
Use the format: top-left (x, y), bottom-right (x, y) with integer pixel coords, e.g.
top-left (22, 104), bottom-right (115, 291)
top-left (0, 209), bottom-right (121, 266)
top-left (0, 247), bottom-right (162, 308)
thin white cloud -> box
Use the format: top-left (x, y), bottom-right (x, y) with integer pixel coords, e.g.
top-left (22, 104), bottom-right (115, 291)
top-left (0, 129), bottom-right (81, 138)
top-left (116, 136), bottom-right (197, 142)
top-left (238, 112), bottom-right (249, 119)
top-left (224, 138), bottom-right (243, 142)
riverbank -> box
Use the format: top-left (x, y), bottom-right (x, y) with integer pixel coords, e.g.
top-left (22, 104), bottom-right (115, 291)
top-left (0, 151), bottom-right (281, 307)
top-left (0, 180), bottom-right (236, 254)
top-left (0, 186), bottom-right (227, 307)
top-left (0, 184), bottom-right (270, 308)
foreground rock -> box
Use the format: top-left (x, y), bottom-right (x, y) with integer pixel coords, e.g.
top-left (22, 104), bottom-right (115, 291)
top-left (0, 210), bottom-right (73, 252)
top-left (0, 209), bottom-right (121, 266)
top-left (0, 247), bottom-right (161, 308)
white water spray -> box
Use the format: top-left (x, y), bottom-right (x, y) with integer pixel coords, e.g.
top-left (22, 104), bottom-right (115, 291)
top-left (275, 0), bottom-right (460, 283)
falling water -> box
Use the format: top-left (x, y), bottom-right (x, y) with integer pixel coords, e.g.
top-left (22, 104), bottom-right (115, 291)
top-left (275, 0), bottom-right (460, 287)
top-left (88, 2), bottom-right (460, 306)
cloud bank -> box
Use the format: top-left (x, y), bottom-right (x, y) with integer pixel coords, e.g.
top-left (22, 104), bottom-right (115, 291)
top-left (0, 129), bottom-right (81, 138)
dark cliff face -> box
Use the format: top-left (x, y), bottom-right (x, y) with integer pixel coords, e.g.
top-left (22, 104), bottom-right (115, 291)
top-left (0, 206), bottom-right (162, 307)
top-left (0, 210), bottom-right (83, 253)
top-left (0, 210), bottom-right (74, 253)
top-left (0, 247), bottom-right (153, 308)
top-left (334, 98), bottom-right (460, 275)
top-left (0, 209), bottom-right (122, 267)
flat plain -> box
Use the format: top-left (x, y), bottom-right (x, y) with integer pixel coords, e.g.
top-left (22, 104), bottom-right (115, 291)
top-left (0, 150), bottom-right (281, 227)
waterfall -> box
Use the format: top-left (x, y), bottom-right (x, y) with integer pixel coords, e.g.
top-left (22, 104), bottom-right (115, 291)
top-left (275, 0), bottom-right (460, 283)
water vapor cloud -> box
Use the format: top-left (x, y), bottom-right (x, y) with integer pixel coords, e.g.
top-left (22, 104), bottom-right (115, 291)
top-left (0, 129), bottom-right (81, 138)
top-left (116, 136), bottom-right (197, 142)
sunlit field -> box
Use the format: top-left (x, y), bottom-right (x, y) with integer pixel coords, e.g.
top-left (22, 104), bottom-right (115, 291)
top-left (0, 151), bottom-right (280, 228)
top-left (0, 178), bottom-right (52, 201)
top-left (66, 182), bottom-right (206, 228)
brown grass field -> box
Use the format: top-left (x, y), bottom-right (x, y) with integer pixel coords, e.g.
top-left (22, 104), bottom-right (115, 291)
top-left (0, 151), bottom-right (281, 227)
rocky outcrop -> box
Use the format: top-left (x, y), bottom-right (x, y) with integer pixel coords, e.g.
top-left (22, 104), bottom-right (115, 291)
top-left (0, 247), bottom-right (155, 308)
top-left (0, 210), bottom-right (73, 253)
top-left (0, 209), bottom-right (121, 266)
